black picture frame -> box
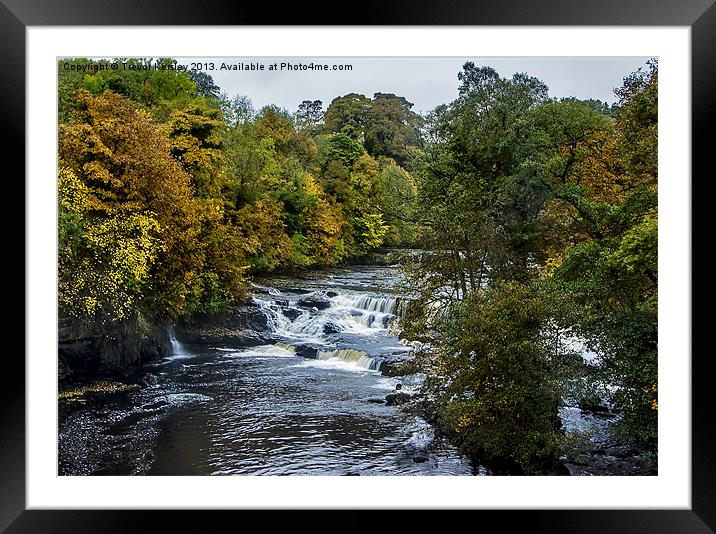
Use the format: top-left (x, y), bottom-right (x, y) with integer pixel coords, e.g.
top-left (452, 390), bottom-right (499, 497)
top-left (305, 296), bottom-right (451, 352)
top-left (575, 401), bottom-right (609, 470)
top-left (5, 0), bottom-right (710, 531)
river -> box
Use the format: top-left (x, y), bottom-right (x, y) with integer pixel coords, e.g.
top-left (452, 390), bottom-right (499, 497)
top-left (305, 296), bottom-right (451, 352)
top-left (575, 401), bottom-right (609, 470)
top-left (58, 264), bottom-right (475, 476)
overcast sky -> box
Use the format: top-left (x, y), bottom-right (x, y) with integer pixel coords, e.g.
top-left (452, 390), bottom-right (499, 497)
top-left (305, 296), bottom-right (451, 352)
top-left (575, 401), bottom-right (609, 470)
top-left (177, 57), bottom-right (651, 115)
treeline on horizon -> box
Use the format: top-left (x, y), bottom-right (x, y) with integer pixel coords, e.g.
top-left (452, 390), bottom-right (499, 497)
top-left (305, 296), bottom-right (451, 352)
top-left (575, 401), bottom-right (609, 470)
top-left (58, 57), bottom-right (657, 473)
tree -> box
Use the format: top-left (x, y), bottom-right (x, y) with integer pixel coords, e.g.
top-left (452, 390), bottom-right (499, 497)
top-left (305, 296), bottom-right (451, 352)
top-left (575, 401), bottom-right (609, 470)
top-left (401, 60), bottom-right (659, 470)
top-left (316, 132), bottom-right (365, 172)
top-left (549, 61), bottom-right (659, 450)
top-left (375, 158), bottom-right (418, 245)
top-left (167, 103), bottom-right (226, 198)
top-left (323, 93), bottom-right (371, 141)
top-left (62, 58), bottom-right (201, 121)
top-left (257, 106), bottom-right (295, 153)
top-left (295, 99), bottom-right (324, 134)
top-left (58, 89), bottom-right (203, 320)
top-left (58, 166), bottom-right (162, 325)
top-left (220, 94), bottom-right (256, 127)
top-left (189, 70), bottom-right (221, 100)
top-left (420, 282), bottom-right (563, 474)
top-left (407, 63), bottom-right (552, 301)
top-left (59, 89), bottom-right (249, 322)
top-left (364, 93), bottom-right (423, 165)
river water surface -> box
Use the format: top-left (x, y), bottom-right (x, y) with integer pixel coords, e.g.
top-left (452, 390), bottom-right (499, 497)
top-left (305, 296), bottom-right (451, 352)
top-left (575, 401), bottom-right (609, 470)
top-left (58, 265), bottom-right (475, 475)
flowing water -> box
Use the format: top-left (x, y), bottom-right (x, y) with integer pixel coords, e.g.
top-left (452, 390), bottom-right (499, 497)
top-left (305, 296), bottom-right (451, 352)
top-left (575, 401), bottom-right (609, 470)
top-left (58, 265), bottom-right (474, 476)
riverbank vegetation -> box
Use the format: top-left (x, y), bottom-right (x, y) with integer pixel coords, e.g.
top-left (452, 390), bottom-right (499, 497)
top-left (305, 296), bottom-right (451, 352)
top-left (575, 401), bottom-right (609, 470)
top-left (57, 57), bottom-right (658, 474)
top-left (402, 60), bottom-right (657, 473)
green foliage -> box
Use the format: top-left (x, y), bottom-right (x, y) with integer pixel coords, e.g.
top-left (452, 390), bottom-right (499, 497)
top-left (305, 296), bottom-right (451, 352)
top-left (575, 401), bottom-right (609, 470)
top-left (323, 93), bottom-right (371, 141)
top-left (189, 70), bottom-right (221, 99)
top-left (316, 133), bottom-right (366, 171)
top-left (363, 93), bottom-right (423, 165)
top-left (403, 59), bottom-right (659, 469)
top-left (421, 283), bottom-right (563, 474)
top-left (295, 100), bottom-right (324, 134)
top-left (58, 58), bottom-right (204, 123)
top-left (220, 94), bottom-right (256, 127)
top-left (376, 158), bottom-right (417, 244)
top-left (324, 92), bottom-right (423, 165)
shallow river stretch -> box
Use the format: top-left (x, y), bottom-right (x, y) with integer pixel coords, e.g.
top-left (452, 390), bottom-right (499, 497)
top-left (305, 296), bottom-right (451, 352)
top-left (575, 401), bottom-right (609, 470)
top-left (59, 265), bottom-right (476, 476)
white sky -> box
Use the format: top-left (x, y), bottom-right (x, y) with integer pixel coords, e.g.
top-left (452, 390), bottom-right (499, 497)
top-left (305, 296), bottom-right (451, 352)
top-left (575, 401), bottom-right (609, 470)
top-left (177, 56), bottom-right (651, 114)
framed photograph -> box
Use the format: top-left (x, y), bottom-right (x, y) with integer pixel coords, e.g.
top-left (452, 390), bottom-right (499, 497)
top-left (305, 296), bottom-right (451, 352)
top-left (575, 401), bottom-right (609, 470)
top-left (7, 0), bottom-right (711, 530)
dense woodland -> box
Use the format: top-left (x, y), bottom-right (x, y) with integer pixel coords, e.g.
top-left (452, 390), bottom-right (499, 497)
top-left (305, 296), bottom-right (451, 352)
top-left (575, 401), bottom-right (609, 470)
top-left (58, 58), bottom-right (658, 474)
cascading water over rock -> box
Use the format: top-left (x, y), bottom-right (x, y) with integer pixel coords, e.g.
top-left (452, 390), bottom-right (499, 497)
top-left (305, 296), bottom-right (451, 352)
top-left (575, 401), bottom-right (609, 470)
top-left (253, 290), bottom-right (399, 343)
top-left (167, 326), bottom-right (191, 359)
top-left (317, 348), bottom-right (383, 371)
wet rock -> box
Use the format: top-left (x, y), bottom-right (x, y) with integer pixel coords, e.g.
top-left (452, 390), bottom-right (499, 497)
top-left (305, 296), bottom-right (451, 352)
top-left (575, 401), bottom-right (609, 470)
top-left (295, 345), bottom-right (319, 359)
top-left (283, 287), bottom-right (312, 295)
top-left (381, 359), bottom-right (419, 377)
top-left (386, 392), bottom-right (412, 406)
top-left (59, 314), bottom-right (170, 374)
top-left (58, 357), bottom-right (73, 381)
top-left (297, 293), bottom-right (332, 310)
top-left (323, 322), bottom-right (341, 334)
top-left (273, 298), bottom-right (289, 307)
top-left (282, 308), bottom-right (302, 320)
top-left (413, 456), bottom-right (429, 463)
top-left (232, 304), bottom-right (269, 331)
top-left (137, 374), bottom-right (159, 387)
top-left (367, 398), bottom-right (386, 404)
top-left (176, 301), bottom-right (272, 348)
top-left (326, 291), bottom-right (339, 298)
top-left (610, 446), bottom-right (639, 459)
top-left (578, 401), bottom-right (610, 414)
top-left (179, 326), bottom-right (268, 348)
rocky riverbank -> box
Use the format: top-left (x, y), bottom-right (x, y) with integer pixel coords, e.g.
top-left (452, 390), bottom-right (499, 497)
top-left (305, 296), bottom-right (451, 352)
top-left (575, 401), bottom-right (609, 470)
top-left (58, 314), bottom-right (171, 381)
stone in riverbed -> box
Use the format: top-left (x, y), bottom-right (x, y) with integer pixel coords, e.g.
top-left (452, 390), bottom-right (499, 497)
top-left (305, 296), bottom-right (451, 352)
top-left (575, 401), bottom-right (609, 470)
top-left (380, 359), bottom-right (419, 377)
top-left (578, 401), bottom-right (610, 414)
top-left (297, 293), bottom-right (332, 310)
top-left (282, 308), bottom-right (302, 320)
top-left (385, 392), bottom-right (412, 406)
top-left (295, 345), bottom-right (319, 359)
top-left (180, 327), bottom-right (268, 348)
top-left (323, 322), bottom-right (341, 334)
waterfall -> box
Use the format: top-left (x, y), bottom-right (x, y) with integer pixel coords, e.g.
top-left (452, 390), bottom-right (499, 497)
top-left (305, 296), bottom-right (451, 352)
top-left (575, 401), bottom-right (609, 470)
top-left (354, 296), bottom-right (397, 315)
top-left (167, 326), bottom-right (191, 359)
top-left (275, 342), bottom-right (296, 353)
top-left (253, 288), bottom-right (399, 343)
top-left (317, 349), bottom-right (382, 371)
